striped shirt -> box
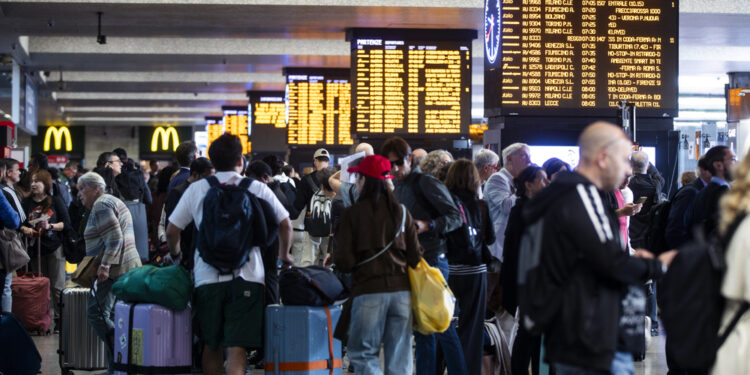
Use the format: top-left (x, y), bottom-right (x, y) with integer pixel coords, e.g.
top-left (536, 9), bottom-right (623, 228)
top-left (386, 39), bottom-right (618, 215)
top-left (84, 194), bottom-right (141, 278)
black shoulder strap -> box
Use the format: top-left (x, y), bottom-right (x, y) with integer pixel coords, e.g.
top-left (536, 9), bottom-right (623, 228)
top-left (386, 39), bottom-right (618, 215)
top-left (718, 302), bottom-right (750, 348)
top-left (206, 175), bottom-right (220, 188)
top-left (238, 177), bottom-right (253, 190)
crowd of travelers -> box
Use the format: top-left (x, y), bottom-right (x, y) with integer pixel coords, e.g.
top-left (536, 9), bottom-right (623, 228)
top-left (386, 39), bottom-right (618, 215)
top-left (1, 120), bottom-right (749, 375)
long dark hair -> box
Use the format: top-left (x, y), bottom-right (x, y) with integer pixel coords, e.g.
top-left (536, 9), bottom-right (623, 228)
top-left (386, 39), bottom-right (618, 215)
top-left (514, 164), bottom-right (544, 198)
top-left (358, 175), bottom-right (400, 221)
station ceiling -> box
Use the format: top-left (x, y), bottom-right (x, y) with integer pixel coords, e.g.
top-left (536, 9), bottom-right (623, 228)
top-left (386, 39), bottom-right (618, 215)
top-left (1, 0), bottom-right (749, 127)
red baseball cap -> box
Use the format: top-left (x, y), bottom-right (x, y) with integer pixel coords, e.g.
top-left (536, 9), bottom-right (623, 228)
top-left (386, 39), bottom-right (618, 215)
top-left (347, 155), bottom-right (393, 180)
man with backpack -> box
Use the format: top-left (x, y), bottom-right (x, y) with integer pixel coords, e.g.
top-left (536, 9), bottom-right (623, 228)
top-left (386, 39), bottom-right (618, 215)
top-left (166, 134), bottom-right (293, 375)
top-left (686, 145), bottom-right (736, 240)
top-left (381, 136), bottom-right (466, 375)
top-left (518, 122), bottom-right (676, 374)
top-left (664, 157), bottom-right (712, 250)
top-left (628, 151), bottom-right (662, 249)
top-left (292, 148), bottom-right (332, 266)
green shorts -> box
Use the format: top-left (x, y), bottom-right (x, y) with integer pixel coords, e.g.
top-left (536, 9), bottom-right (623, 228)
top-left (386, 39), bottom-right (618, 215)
top-left (194, 279), bottom-right (264, 350)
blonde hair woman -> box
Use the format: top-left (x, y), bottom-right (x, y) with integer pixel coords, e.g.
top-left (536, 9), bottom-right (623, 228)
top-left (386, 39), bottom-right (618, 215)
top-left (713, 151), bottom-right (750, 374)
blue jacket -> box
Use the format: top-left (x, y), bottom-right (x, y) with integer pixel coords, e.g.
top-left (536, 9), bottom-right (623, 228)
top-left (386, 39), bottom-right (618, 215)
top-left (0, 192), bottom-right (20, 230)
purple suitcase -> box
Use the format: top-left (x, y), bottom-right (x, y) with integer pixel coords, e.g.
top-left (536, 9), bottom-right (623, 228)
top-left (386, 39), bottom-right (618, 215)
top-left (112, 301), bottom-right (191, 375)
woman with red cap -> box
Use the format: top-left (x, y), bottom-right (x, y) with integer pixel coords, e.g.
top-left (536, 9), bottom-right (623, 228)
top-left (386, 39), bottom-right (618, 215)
top-left (333, 154), bottom-right (423, 375)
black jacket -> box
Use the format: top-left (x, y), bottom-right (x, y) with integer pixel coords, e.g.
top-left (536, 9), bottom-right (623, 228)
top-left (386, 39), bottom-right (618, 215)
top-left (687, 180), bottom-right (729, 240)
top-left (501, 196), bottom-right (527, 313)
top-left (293, 172), bottom-right (319, 215)
top-left (393, 172), bottom-right (461, 261)
top-left (445, 189), bottom-right (494, 266)
top-left (522, 172), bottom-right (664, 371)
top-left (665, 177), bottom-right (705, 249)
top-left (628, 173), bottom-right (662, 248)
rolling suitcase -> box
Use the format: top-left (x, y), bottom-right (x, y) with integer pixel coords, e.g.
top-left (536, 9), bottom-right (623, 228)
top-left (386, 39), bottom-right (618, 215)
top-left (11, 239), bottom-right (51, 335)
top-left (112, 301), bottom-right (191, 375)
top-left (58, 287), bottom-right (108, 373)
top-left (265, 304), bottom-right (343, 374)
top-left (0, 311), bottom-right (42, 375)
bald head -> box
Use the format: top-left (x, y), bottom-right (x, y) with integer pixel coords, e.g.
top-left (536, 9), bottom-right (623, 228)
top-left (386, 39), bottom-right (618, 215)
top-left (355, 142), bottom-right (375, 156)
top-left (630, 151), bottom-right (649, 174)
top-left (578, 122), bottom-right (629, 164)
top-left (412, 148), bottom-right (427, 166)
top-left (577, 121), bottom-right (633, 191)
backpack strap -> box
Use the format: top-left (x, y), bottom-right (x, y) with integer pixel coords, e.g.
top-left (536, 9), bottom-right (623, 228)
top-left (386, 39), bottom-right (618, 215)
top-left (238, 177), bottom-right (253, 191)
top-left (355, 204), bottom-right (407, 268)
top-left (718, 301), bottom-right (750, 348)
top-left (206, 175), bottom-right (220, 188)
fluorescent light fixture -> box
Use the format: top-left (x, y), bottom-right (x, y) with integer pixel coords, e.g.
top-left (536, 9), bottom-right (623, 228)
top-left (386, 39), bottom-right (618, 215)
top-left (675, 110), bottom-right (726, 121)
top-left (65, 116), bottom-right (204, 124)
top-left (678, 97), bottom-right (726, 111)
top-left (45, 71), bottom-right (284, 83)
top-left (61, 106), bottom-right (220, 113)
top-left (53, 92), bottom-right (248, 101)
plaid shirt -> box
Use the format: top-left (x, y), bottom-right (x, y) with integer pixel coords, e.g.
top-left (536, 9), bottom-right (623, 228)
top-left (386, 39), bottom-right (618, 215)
top-left (84, 194), bottom-right (141, 278)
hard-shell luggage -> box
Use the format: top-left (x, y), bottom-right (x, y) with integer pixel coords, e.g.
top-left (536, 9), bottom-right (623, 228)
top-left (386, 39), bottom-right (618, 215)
top-left (112, 301), bottom-right (191, 375)
top-left (12, 235), bottom-right (52, 334)
top-left (0, 311), bottom-right (42, 375)
top-left (11, 272), bottom-right (51, 334)
top-left (265, 304), bottom-right (343, 374)
top-left (59, 287), bottom-right (108, 373)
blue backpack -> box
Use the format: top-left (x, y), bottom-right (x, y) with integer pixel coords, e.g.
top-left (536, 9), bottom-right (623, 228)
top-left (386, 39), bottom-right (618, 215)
top-left (197, 176), bottom-right (277, 274)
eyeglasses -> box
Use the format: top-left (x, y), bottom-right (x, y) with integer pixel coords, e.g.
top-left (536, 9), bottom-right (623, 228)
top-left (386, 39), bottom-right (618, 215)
top-left (390, 158), bottom-right (406, 167)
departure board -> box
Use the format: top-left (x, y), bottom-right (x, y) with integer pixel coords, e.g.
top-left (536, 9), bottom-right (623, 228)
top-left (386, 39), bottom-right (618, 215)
top-left (284, 68), bottom-right (354, 146)
top-left (348, 28), bottom-right (475, 137)
top-left (484, 0), bottom-right (678, 117)
top-left (247, 91), bottom-right (288, 153)
top-left (205, 117), bottom-right (223, 154)
top-left (224, 107), bottom-right (251, 153)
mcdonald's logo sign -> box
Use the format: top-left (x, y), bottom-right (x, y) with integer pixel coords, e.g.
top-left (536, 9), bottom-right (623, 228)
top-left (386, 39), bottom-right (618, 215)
top-left (43, 126), bottom-right (73, 152)
top-left (151, 127), bottom-right (180, 152)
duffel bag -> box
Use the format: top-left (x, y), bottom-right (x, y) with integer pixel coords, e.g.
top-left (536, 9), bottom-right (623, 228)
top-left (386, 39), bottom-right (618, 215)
top-left (112, 265), bottom-right (192, 311)
top-left (280, 265), bottom-right (348, 306)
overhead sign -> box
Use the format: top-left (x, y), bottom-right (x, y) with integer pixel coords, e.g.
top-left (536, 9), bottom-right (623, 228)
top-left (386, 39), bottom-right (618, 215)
top-left (484, 0), bottom-right (679, 118)
top-left (347, 28), bottom-right (475, 137)
top-left (139, 126), bottom-right (193, 158)
top-left (151, 126), bottom-right (180, 152)
top-left (248, 91), bottom-right (288, 153)
top-left (31, 126), bottom-right (85, 157)
top-left (43, 126), bottom-right (72, 152)
top-left (284, 67), bottom-right (354, 146)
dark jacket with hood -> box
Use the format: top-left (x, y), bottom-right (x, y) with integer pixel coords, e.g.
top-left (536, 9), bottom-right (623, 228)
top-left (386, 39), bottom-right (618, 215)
top-left (521, 171), bottom-right (664, 371)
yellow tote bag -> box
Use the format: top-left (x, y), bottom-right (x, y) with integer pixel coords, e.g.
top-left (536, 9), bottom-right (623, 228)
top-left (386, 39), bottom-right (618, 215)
top-left (408, 258), bottom-right (456, 335)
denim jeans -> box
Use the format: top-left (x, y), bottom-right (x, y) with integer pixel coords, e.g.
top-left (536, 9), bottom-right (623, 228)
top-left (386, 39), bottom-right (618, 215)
top-left (348, 291), bottom-right (413, 375)
top-left (87, 278), bottom-right (116, 372)
top-left (1, 272), bottom-right (12, 312)
top-left (415, 256), bottom-right (467, 375)
top-left (611, 351), bottom-right (635, 375)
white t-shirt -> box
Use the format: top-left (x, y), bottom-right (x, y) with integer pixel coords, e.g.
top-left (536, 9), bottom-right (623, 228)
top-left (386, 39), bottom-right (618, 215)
top-left (168, 171), bottom-right (289, 287)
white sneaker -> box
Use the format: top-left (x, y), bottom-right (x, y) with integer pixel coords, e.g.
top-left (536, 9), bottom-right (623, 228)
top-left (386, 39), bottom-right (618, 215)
top-left (644, 316), bottom-right (653, 349)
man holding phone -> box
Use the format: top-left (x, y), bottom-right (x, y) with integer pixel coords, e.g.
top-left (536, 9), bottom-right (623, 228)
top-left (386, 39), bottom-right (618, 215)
top-left (628, 151), bottom-right (662, 249)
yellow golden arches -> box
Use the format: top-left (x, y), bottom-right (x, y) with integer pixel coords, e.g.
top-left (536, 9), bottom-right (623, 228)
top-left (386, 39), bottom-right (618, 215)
top-left (43, 126), bottom-right (73, 152)
top-left (151, 127), bottom-right (179, 152)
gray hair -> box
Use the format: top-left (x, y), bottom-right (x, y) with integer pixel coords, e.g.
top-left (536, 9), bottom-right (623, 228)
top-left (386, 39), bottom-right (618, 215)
top-left (502, 143), bottom-right (529, 165)
top-left (419, 149), bottom-right (452, 177)
top-left (78, 171), bottom-right (106, 192)
top-left (474, 149), bottom-right (499, 169)
top-left (630, 151), bottom-right (649, 173)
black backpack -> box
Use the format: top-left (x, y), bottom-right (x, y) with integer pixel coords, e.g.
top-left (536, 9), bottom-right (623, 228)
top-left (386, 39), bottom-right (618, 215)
top-left (196, 176), bottom-right (274, 274)
top-left (660, 213), bottom-right (749, 371)
top-left (643, 199), bottom-right (673, 255)
top-left (279, 265), bottom-right (349, 306)
top-left (516, 218), bottom-right (562, 335)
top-left (304, 189), bottom-right (333, 237)
top-left (445, 194), bottom-right (483, 265)
top-left (115, 162), bottom-right (144, 201)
